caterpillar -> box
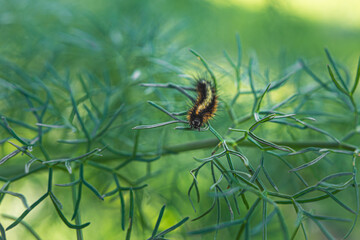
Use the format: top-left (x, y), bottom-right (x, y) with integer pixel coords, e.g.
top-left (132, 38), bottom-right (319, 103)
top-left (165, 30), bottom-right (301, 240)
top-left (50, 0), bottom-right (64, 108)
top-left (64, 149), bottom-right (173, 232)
top-left (187, 78), bottom-right (218, 130)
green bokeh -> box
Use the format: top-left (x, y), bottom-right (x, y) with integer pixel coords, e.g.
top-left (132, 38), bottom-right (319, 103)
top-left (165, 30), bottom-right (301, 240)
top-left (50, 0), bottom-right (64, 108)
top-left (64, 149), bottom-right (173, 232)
top-left (0, 0), bottom-right (359, 239)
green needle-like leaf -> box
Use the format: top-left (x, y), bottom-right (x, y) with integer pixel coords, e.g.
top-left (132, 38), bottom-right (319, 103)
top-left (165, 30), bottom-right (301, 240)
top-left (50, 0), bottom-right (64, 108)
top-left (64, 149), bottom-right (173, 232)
top-left (6, 193), bottom-right (48, 231)
top-left (327, 65), bottom-right (348, 95)
top-left (126, 189), bottom-right (134, 240)
top-left (0, 223), bottom-right (6, 240)
top-left (189, 49), bottom-right (217, 89)
top-left (150, 205), bottom-right (166, 238)
top-left (152, 217), bottom-right (189, 238)
top-left (50, 192), bottom-right (90, 229)
top-left (351, 57), bottom-right (360, 96)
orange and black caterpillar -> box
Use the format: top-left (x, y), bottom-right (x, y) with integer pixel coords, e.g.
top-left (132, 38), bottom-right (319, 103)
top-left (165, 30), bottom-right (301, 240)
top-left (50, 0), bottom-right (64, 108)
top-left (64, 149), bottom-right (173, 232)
top-left (187, 78), bottom-right (218, 129)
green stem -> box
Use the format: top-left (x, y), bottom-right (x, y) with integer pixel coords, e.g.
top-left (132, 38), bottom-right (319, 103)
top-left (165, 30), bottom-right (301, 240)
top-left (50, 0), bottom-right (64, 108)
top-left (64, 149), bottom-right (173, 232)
top-left (163, 139), bottom-right (357, 154)
top-left (71, 174), bottom-right (83, 240)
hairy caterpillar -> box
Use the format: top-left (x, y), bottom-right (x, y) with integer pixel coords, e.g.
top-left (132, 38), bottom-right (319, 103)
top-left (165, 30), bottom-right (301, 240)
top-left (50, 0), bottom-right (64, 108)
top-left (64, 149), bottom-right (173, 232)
top-left (187, 78), bottom-right (218, 130)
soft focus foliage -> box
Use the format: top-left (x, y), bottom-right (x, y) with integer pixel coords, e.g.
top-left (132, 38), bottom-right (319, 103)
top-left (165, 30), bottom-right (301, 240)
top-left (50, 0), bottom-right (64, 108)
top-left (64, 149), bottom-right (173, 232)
top-left (0, 0), bottom-right (360, 239)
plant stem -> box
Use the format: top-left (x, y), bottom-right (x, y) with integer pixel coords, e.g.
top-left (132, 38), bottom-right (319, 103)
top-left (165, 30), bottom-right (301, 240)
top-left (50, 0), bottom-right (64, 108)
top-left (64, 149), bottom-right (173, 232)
top-left (163, 139), bottom-right (357, 154)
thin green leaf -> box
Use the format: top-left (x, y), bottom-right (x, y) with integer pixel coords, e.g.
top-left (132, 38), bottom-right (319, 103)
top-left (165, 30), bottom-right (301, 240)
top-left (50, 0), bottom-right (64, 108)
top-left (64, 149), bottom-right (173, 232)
top-left (67, 83), bottom-right (91, 142)
top-left (223, 50), bottom-right (236, 69)
top-left (140, 83), bottom-right (196, 102)
top-left (263, 167), bottom-right (279, 192)
top-left (1, 117), bottom-right (29, 146)
top-left (248, 58), bottom-right (258, 114)
top-left (153, 217), bottom-right (189, 238)
top-left (0, 190), bottom-right (29, 209)
top-left (189, 49), bottom-right (217, 88)
top-left (271, 94), bottom-right (298, 111)
top-left (248, 132), bottom-right (293, 152)
top-left (255, 83), bottom-right (271, 115)
top-left (95, 104), bottom-right (124, 139)
top-left (236, 198), bottom-right (262, 239)
top-left (310, 214), bottom-right (351, 222)
top-left (210, 174), bottom-right (224, 190)
top-left (289, 152), bottom-right (330, 172)
top-left (351, 57), bottom-right (360, 95)
top-left (0, 223), bottom-right (5, 240)
top-left (188, 165), bottom-right (202, 211)
top-left (2, 214), bottom-right (41, 240)
top-left (55, 180), bottom-right (80, 187)
top-left (228, 150), bottom-right (250, 166)
top-left (262, 200), bottom-right (267, 240)
top-left (250, 210), bottom-right (276, 236)
top-left (6, 193), bottom-right (48, 230)
top-left (50, 192), bottom-right (90, 229)
top-left (65, 161), bottom-right (72, 174)
top-left (150, 205), bottom-right (166, 238)
top-left (267, 151), bottom-right (308, 186)
top-left (248, 114), bottom-right (276, 131)
top-left (71, 182), bottom-right (82, 220)
top-left (343, 154), bottom-right (359, 239)
top-left (321, 190), bottom-right (356, 214)
top-left (232, 172), bottom-right (259, 190)
top-left (57, 139), bottom-right (87, 144)
top-left (325, 48), bottom-right (348, 92)
top-left (126, 189), bottom-right (134, 240)
top-left (194, 151), bottom-right (226, 162)
top-left (113, 174), bottom-right (125, 231)
top-left (0, 149), bottom-right (20, 165)
top-left (275, 207), bottom-right (289, 240)
top-left (299, 59), bottom-right (331, 91)
top-left (303, 211), bottom-right (335, 240)
top-left (35, 123), bottom-right (70, 129)
top-left (192, 199), bottom-right (216, 222)
top-left (327, 65), bottom-right (348, 95)
top-left (25, 158), bottom-right (40, 174)
top-left (50, 193), bottom-right (63, 210)
top-left (236, 33), bottom-right (242, 69)
top-left (43, 148), bottom-right (101, 164)
top-left (133, 120), bottom-right (185, 130)
top-left (316, 172), bottom-right (353, 186)
top-left (83, 180), bottom-right (104, 201)
top-left (150, 58), bottom-right (183, 74)
top-left (188, 218), bottom-right (245, 235)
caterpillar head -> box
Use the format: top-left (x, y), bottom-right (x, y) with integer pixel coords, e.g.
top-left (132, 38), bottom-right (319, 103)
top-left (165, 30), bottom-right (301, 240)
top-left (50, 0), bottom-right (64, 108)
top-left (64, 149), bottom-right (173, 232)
top-left (191, 117), bottom-right (202, 130)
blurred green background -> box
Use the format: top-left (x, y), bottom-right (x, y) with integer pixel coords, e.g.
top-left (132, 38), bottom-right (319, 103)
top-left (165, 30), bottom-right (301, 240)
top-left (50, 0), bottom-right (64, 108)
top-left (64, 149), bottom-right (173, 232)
top-left (0, 0), bottom-right (360, 239)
